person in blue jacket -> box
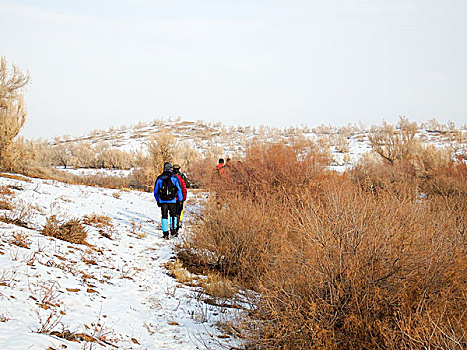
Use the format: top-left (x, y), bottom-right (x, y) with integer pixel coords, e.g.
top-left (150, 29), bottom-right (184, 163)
top-left (154, 162), bottom-right (183, 239)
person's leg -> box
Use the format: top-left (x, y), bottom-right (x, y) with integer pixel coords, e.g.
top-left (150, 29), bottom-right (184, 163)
top-left (160, 203), bottom-right (169, 239)
top-left (168, 203), bottom-right (178, 236)
top-left (175, 213), bottom-right (180, 230)
top-left (177, 202), bottom-right (184, 230)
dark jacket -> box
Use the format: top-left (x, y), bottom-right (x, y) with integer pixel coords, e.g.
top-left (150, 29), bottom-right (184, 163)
top-left (175, 170), bottom-right (190, 189)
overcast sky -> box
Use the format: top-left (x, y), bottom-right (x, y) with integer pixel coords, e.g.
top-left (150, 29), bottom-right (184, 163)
top-left (1, 0), bottom-right (466, 139)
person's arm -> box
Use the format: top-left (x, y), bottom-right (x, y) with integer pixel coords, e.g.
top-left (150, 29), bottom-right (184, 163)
top-left (181, 173), bottom-right (190, 188)
top-left (154, 179), bottom-right (160, 202)
top-left (173, 176), bottom-right (183, 202)
top-left (178, 175), bottom-right (187, 201)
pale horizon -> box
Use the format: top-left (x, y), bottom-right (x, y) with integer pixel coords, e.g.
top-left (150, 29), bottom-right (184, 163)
top-left (1, 0), bottom-right (466, 139)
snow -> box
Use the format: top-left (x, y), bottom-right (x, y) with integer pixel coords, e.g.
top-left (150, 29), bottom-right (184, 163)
top-left (56, 167), bottom-right (133, 177)
top-left (0, 175), bottom-right (242, 349)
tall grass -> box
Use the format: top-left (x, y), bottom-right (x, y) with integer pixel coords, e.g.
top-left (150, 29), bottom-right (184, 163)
top-left (180, 142), bottom-right (467, 349)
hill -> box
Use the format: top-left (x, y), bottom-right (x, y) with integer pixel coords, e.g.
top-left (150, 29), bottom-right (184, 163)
top-left (53, 118), bottom-right (466, 173)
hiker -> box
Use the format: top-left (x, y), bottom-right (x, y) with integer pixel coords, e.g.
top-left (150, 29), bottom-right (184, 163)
top-left (154, 162), bottom-right (183, 239)
top-left (172, 164), bottom-right (187, 232)
top-left (210, 158), bottom-right (229, 183)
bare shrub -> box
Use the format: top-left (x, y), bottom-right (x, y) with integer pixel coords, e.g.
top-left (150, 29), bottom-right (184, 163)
top-left (423, 157), bottom-right (467, 196)
top-left (334, 133), bottom-right (350, 153)
top-left (352, 143), bottom-right (466, 198)
top-left (82, 213), bottom-right (113, 228)
top-left (73, 173), bottom-right (130, 189)
top-left (35, 308), bottom-right (63, 334)
top-left (0, 57), bottom-right (30, 170)
top-left (69, 142), bottom-right (95, 168)
top-left (0, 185), bottom-right (14, 210)
top-left (41, 215), bottom-right (87, 244)
top-left (173, 141), bottom-right (202, 174)
top-left (421, 118), bottom-right (460, 133)
top-left (128, 164), bottom-right (155, 191)
top-left (213, 142), bottom-right (330, 201)
top-left (1, 137), bottom-right (36, 172)
top-left (312, 124), bottom-right (335, 135)
top-left (1, 198), bottom-right (34, 228)
top-left (29, 280), bottom-right (62, 309)
top-left (0, 268), bottom-right (17, 287)
top-left (165, 259), bottom-right (193, 284)
top-left (201, 273), bottom-right (238, 299)
top-left (182, 140), bottom-right (466, 349)
top-left (131, 131), bottom-right (177, 190)
top-left (130, 131), bottom-right (200, 191)
top-left (0, 185), bottom-right (14, 196)
top-left (0, 199), bottom-right (12, 210)
top-left (50, 138), bottom-right (72, 168)
top-left (186, 193), bottom-right (292, 287)
top-left (188, 157), bottom-right (217, 189)
top-left (254, 178), bottom-right (463, 349)
top-left (368, 117), bottom-right (419, 165)
top-left (81, 312), bottom-right (119, 347)
top-left (95, 142), bottom-right (134, 169)
top-left (83, 213), bottom-right (113, 239)
top-left (148, 130), bottom-right (177, 167)
top-left (10, 232), bottom-right (30, 248)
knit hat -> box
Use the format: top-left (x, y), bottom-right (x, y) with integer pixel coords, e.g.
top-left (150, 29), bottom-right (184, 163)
top-left (172, 164), bottom-right (180, 170)
top-left (163, 162), bottom-right (172, 171)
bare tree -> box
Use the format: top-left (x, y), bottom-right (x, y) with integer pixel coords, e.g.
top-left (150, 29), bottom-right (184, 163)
top-left (51, 138), bottom-right (71, 169)
top-left (147, 131), bottom-right (177, 170)
top-left (368, 117), bottom-right (418, 165)
top-left (0, 57), bottom-right (30, 169)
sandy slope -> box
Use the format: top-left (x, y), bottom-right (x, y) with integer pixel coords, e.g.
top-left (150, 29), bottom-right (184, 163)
top-left (0, 175), bottom-right (241, 349)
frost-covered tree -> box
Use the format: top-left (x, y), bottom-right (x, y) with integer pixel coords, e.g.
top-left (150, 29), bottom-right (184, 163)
top-left (0, 57), bottom-right (30, 169)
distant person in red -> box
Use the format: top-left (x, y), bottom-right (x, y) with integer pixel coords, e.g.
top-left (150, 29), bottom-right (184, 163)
top-left (210, 158), bottom-right (230, 183)
top-left (172, 164), bottom-right (187, 235)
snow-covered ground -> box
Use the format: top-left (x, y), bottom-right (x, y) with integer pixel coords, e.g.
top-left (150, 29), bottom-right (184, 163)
top-left (56, 167), bottom-right (133, 177)
top-left (0, 174), bottom-right (241, 349)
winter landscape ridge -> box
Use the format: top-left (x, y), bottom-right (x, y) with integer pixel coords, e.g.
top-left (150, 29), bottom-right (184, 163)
top-left (0, 118), bottom-right (466, 349)
top-left (1, 0), bottom-right (466, 346)
top-left (51, 118), bottom-right (466, 173)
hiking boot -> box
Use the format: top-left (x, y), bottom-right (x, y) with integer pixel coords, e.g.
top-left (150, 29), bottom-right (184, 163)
top-left (170, 228), bottom-right (178, 237)
top-left (162, 231), bottom-right (169, 240)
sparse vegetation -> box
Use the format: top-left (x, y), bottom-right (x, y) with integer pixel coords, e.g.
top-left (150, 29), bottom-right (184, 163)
top-left (10, 232), bottom-right (30, 248)
top-left (0, 57), bottom-right (30, 171)
top-left (0, 113), bottom-right (465, 348)
top-left (181, 136), bottom-right (467, 349)
top-left (82, 213), bottom-right (113, 228)
top-left (201, 273), bottom-right (238, 299)
top-left (368, 117), bottom-right (419, 165)
top-left (166, 258), bottom-right (194, 284)
top-left (0, 198), bottom-right (34, 228)
top-left (41, 215), bottom-right (87, 244)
